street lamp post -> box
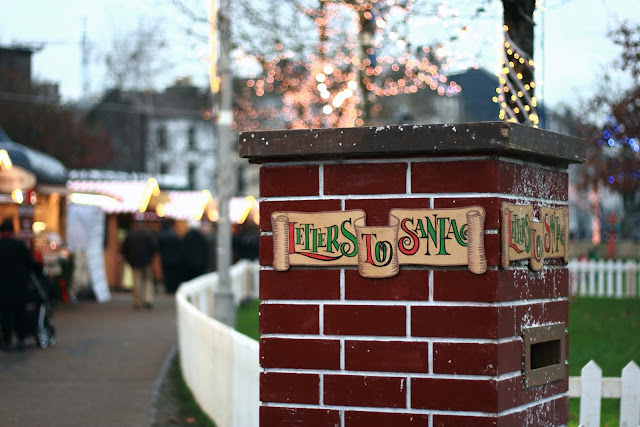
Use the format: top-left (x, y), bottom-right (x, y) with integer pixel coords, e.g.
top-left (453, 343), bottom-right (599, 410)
top-left (212, 0), bottom-right (236, 327)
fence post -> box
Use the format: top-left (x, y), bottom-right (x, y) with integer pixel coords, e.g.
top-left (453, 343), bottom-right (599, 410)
top-left (580, 360), bottom-right (602, 427)
top-left (628, 260), bottom-right (638, 298)
top-left (620, 361), bottom-right (640, 427)
top-left (596, 259), bottom-right (605, 297)
top-left (606, 259), bottom-right (615, 297)
top-left (569, 260), bottom-right (578, 297)
top-left (615, 259), bottom-right (624, 298)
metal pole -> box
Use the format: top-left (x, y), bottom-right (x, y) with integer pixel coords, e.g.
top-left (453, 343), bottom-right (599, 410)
top-left (213, 0), bottom-right (236, 327)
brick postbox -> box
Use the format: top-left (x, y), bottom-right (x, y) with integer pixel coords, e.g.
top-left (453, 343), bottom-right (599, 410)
top-left (240, 121), bottom-right (585, 426)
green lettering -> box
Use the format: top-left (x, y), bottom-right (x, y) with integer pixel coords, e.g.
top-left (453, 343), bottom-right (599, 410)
top-left (326, 225), bottom-right (340, 254)
top-left (340, 219), bottom-right (358, 257)
top-left (423, 216), bottom-right (438, 256)
top-left (449, 219), bottom-right (468, 247)
top-left (438, 217), bottom-right (451, 255)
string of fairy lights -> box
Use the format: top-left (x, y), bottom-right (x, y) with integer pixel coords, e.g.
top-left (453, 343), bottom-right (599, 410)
top-left (225, 0), bottom-right (556, 130)
top-left (232, 0), bottom-right (489, 130)
top-left (495, 28), bottom-right (539, 126)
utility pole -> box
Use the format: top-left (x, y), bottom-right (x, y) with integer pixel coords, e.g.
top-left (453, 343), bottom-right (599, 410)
top-left (212, 0), bottom-right (236, 327)
top-left (81, 16), bottom-right (90, 98)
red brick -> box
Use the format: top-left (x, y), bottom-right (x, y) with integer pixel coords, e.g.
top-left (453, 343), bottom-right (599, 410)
top-left (554, 395), bottom-right (569, 426)
top-left (509, 163), bottom-right (568, 201)
top-left (484, 233), bottom-right (501, 266)
top-left (431, 269), bottom-right (559, 303)
top-left (525, 269), bottom-right (556, 300)
top-left (516, 371), bottom-right (568, 406)
top-left (433, 340), bottom-right (522, 376)
top-left (259, 269), bottom-right (340, 300)
top-left (412, 305), bottom-right (515, 339)
top-left (260, 338), bottom-right (340, 369)
top-left (260, 165), bottom-right (319, 197)
top-left (345, 269), bottom-right (429, 301)
top-left (324, 305), bottom-right (406, 336)
top-left (324, 162), bottom-right (407, 195)
top-left (260, 199), bottom-right (342, 232)
top-left (259, 303), bottom-right (319, 334)
top-left (324, 374), bottom-right (406, 408)
top-left (411, 160), bottom-right (568, 200)
top-left (345, 411), bottom-right (429, 426)
top-left (259, 235), bottom-right (273, 266)
top-left (411, 377), bottom-right (517, 412)
top-left (526, 400), bottom-right (555, 426)
top-left (434, 411), bottom-right (526, 427)
top-left (433, 269), bottom-right (503, 303)
top-left (346, 340), bottom-right (429, 373)
top-left (260, 406), bottom-right (339, 427)
top-left (544, 299), bottom-right (568, 325)
top-left (516, 303), bottom-right (544, 335)
top-left (553, 268), bottom-right (569, 298)
top-left (260, 372), bottom-right (319, 404)
top-left (433, 197), bottom-right (502, 229)
top-left (412, 160), bottom-right (500, 194)
top-left (344, 197), bottom-right (431, 226)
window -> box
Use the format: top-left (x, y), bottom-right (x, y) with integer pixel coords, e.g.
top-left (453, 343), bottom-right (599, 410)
top-left (157, 126), bottom-right (167, 150)
top-left (188, 163), bottom-right (197, 190)
top-left (187, 126), bottom-right (196, 150)
top-left (159, 162), bottom-right (169, 175)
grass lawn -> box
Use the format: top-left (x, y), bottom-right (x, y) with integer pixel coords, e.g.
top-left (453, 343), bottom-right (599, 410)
top-left (232, 297), bottom-right (640, 426)
top-left (236, 298), bottom-right (260, 341)
top-left (568, 297), bottom-right (640, 426)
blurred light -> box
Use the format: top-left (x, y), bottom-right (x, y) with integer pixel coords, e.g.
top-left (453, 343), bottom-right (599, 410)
top-left (11, 189), bottom-right (23, 204)
top-left (139, 178), bottom-right (160, 213)
top-left (69, 193), bottom-right (118, 207)
top-left (33, 222), bottom-right (46, 233)
top-left (323, 105), bottom-right (333, 114)
top-left (608, 138), bottom-right (615, 147)
top-left (608, 176), bottom-right (615, 184)
top-left (0, 149), bottom-right (12, 170)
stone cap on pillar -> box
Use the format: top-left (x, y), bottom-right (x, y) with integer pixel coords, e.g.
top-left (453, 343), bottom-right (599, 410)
top-left (239, 121), bottom-right (585, 166)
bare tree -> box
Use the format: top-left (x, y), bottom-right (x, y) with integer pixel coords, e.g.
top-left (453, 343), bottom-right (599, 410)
top-left (104, 19), bottom-right (171, 91)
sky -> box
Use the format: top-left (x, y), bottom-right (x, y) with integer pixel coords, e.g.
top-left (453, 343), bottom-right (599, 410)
top-left (0, 0), bottom-right (639, 112)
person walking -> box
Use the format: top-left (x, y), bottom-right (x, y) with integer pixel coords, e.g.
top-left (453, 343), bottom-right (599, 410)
top-left (157, 220), bottom-right (182, 294)
top-left (0, 218), bottom-right (34, 350)
top-left (121, 220), bottom-right (158, 310)
top-left (181, 220), bottom-right (209, 282)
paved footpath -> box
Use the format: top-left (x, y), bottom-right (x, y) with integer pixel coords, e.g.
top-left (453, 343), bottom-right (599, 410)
top-left (0, 291), bottom-right (177, 427)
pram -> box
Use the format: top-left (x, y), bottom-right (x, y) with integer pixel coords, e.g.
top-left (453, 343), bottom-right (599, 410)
top-left (24, 272), bottom-right (56, 349)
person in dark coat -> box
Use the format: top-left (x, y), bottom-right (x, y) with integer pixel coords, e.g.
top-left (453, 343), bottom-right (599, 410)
top-left (0, 218), bottom-right (34, 350)
top-left (121, 220), bottom-right (158, 309)
top-left (181, 220), bottom-right (209, 282)
top-left (157, 220), bottom-right (182, 294)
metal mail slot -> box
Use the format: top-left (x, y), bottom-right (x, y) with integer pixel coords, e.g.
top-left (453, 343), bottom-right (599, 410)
top-left (523, 323), bottom-right (566, 388)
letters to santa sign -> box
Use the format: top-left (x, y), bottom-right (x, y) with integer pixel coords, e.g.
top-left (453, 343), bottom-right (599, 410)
top-left (271, 203), bottom-right (569, 278)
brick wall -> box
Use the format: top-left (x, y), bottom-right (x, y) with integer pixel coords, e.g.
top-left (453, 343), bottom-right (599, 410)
top-left (256, 156), bottom-right (569, 426)
top-left (241, 123), bottom-right (584, 427)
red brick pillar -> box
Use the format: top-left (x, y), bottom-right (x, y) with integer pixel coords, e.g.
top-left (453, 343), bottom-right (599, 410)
top-left (240, 122), bottom-right (584, 427)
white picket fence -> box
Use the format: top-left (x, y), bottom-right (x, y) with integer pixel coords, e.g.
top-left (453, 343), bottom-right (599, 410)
top-left (175, 260), bottom-right (260, 427)
top-left (569, 360), bottom-right (640, 427)
top-left (569, 259), bottom-right (640, 298)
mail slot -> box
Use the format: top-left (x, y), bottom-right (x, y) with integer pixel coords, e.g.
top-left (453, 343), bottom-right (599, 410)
top-left (523, 323), bottom-right (566, 388)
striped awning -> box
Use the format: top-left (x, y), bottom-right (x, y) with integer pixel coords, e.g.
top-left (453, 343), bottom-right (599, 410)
top-left (67, 179), bottom-right (258, 223)
top-left (159, 190), bottom-right (213, 221)
top-left (67, 180), bottom-right (155, 214)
